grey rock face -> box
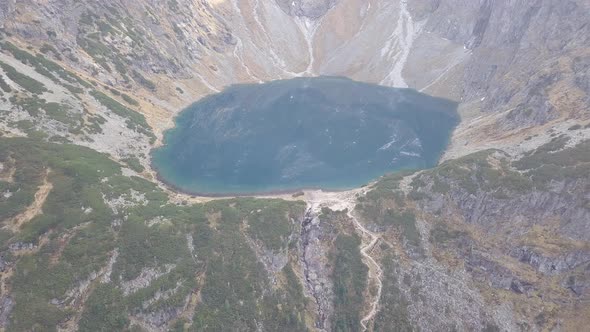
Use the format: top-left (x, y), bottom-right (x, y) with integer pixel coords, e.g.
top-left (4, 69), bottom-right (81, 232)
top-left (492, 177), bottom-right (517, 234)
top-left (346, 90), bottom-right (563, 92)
top-left (0, 1), bottom-right (14, 27)
top-left (463, 0), bottom-right (589, 125)
top-left (136, 306), bottom-right (186, 328)
top-left (573, 55), bottom-right (590, 101)
top-left (0, 256), bottom-right (7, 273)
top-left (275, 0), bottom-right (339, 18)
top-left (408, 149), bottom-right (590, 306)
top-left (8, 242), bottom-right (35, 252)
top-left (299, 208), bottom-right (334, 330)
top-left (510, 246), bottom-right (590, 276)
top-left (466, 251), bottom-right (534, 294)
top-left (411, 0), bottom-right (590, 130)
top-left (0, 296), bottom-right (14, 329)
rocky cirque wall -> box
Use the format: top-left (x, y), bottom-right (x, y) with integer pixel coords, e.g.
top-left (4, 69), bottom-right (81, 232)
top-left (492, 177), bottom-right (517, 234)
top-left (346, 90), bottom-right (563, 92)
top-left (1, 0), bottom-right (587, 158)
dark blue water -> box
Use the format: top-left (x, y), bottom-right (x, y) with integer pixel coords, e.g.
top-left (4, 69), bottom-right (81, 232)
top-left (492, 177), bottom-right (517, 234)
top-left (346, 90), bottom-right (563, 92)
top-left (152, 77), bottom-right (459, 195)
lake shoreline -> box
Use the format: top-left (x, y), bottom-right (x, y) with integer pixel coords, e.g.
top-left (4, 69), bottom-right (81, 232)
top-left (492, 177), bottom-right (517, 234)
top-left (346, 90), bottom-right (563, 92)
top-left (150, 77), bottom-right (458, 197)
top-left (152, 161), bottom-right (363, 198)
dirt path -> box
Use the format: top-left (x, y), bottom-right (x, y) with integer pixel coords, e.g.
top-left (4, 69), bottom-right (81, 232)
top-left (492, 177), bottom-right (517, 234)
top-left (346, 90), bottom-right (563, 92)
top-left (305, 189), bottom-right (383, 332)
top-left (350, 210), bottom-right (383, 332)
top-left (5, 169), bottom-right (52, 233)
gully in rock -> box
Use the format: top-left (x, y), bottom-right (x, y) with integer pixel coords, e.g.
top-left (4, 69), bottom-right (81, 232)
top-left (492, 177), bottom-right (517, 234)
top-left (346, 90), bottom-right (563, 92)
top-left (299, 208), bottom-right (328, 330)
top-left (305, 190), bottom-right (385, 331)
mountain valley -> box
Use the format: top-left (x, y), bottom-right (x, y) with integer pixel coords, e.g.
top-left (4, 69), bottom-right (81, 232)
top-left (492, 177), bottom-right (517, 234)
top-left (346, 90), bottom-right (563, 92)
top-left (0, 0), bottom-right (589, 331)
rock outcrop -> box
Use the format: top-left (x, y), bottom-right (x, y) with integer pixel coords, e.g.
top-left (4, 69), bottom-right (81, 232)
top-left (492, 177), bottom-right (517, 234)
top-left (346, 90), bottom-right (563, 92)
top-left (276, 0), bottom-right (339, 18)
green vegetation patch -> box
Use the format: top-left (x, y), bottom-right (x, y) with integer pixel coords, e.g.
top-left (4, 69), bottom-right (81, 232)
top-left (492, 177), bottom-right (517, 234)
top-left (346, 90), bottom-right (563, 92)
top-left (0, 73), bottom-right (11, 92)
top-left (0, 61), bottom-right (47, 94)
top-left (112, 221), bottom-right (190, 281)
top-left (429, 224), bottom-right (468, 246)
top-left (331, 234), bottom-right (368, 332)
top-left (373, 255), bottom-right (414, 331)
top-left (237, 198), bottom-right (305, 251)
top-left (76, 10), bottom-right (150, 83)
top-left (411, 150), bottom-right (533, 197)
top-left (364, 170), bottom-right (415, 202)
top-left (43, 102), bottom-right (82, 126)
top-left (385, 210), bottom-right (420, 246)
top-left (191, 200), bottom-right (308, 331)
top-left (1, 41), bottom-right (90, 89)
top-left (132, 70), bottom-right (156, 91)
top-left (121, 93), bottom-right (139, 106)
top-left (0, 144), bottom-right (45, 225)
top-left (5, 95), bottom-right (90, 136)
top-left (79, 284), bottom-right (129, 331)
top-left (121, 156), bottom-right (145, 173)
top-left (356, 178), bottom-right (420, 247)
top-left (1, 138), bottom-right (121, 330)
top-left (1, 137), bottom-right (309, 331)
top-left (89, 90), bottom-right (154, 139)
top-left (514, 139), bottom-right (590, 186)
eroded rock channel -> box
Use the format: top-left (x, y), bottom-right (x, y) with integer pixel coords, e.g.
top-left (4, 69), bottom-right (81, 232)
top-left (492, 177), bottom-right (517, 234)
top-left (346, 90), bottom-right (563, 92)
top-left (299, 208), bottom-right (333, 330)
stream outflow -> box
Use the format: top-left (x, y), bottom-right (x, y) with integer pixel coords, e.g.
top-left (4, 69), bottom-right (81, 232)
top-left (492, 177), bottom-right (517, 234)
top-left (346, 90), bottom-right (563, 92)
top-left (304, 190), bottom-right (384, 331)
top-left (300, 208), bottom-right (329, 329)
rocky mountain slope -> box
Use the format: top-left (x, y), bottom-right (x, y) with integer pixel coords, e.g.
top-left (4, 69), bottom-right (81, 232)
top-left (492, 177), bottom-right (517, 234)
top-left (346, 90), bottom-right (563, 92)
top-left (1, 0), bottom-right (588, 140)
top-left (0, 0), bottom-right (588, 331)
